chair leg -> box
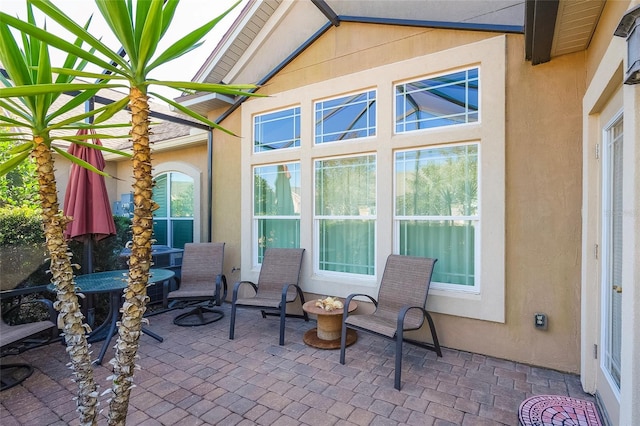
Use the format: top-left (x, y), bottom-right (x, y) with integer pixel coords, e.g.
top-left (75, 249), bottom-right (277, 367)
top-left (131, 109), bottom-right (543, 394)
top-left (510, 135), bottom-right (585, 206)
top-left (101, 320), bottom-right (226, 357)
top-left (279, 305), bottom-right (286, 346)
top-left (425, 312), bottom-right (442, 357)
top-left (395, 330), bottom-right (404, 390)
top-left (339, 324), bottom-right (348, 364)
top-left (229, 303), bottom-right (237, 340)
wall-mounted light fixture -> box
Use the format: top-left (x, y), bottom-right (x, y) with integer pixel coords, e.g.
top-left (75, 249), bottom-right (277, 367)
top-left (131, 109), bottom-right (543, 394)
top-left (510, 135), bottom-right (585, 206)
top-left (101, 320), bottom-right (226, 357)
top-left (614, 4), bottom-right (640, 85)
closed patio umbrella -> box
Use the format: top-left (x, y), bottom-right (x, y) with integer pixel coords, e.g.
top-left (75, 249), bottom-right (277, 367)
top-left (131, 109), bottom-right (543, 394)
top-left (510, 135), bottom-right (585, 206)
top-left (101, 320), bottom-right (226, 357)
top-left (63, 128), bottom-right (116, 274)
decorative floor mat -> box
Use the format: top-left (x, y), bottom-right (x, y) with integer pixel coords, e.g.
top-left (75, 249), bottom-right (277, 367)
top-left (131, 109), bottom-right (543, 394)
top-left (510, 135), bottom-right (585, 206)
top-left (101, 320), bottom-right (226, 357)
top-left (519, 395), bottom-right (603, 426)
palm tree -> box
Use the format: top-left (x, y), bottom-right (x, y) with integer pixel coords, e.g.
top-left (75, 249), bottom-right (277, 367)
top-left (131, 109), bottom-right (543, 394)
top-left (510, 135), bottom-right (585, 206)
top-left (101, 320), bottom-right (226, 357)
top-left (1, 1), bottom-right (259, 423)
top-left (0, 5), bottom-right (133, 424)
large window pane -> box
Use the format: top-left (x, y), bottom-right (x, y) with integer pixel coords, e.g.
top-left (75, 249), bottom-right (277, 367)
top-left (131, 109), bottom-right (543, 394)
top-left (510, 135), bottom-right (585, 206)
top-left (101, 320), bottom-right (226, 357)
top-left (154, 174), bottom-right (167, 217)
top-left (396, 68), bottom-right (479, 132)
top-left (257, 218), bottom-right (301, 263)
top-left (396, 145), bottom-right (477, 216)
top-left (395, 144), bottom-right (478, 286)
top-left (315, 155), bottom-right (376, 276)
top-left (254, 107), bottom-right (301, 152)
top-left (152, 172), bottom-right (194, 248)
top-left (399, 220), bottom-right (475, 285)
top-left (315, 90), bottom-right (376, 144)
top-left (315, 155), bottom-right (376, 216)
top-left (172, 220), bottom-right (194, 249)
top-left (153, 219), bottom-right (168, 246)
top-left (318, 220), bottom-right (375, 275)
top-left (170, 174), bottom-right (194, 217)
top-left (254, 163), bottom-right (301, 263)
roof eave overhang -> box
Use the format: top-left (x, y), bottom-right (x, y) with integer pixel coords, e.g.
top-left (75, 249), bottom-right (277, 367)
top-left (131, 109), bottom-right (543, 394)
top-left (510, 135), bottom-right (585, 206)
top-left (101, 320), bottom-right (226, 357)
top-left (525, 0), bottom-right (560, 65)
top-left (174, 91), bottom-right (236, 117)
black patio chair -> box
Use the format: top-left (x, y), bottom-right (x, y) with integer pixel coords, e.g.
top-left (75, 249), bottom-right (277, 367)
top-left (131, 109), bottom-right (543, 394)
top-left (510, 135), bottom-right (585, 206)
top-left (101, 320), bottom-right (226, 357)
top-left (1, 287), bottom-right (58, 391)
top-left (229, 248), bottom-right (307, 345)
top-left (164, 242), bottom-right (227, 326)
top-left (339, 254), bottom-right (442, 390)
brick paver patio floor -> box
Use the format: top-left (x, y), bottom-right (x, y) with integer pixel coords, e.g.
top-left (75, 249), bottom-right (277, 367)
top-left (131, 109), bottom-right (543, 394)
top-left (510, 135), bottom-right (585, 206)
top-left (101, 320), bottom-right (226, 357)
top-left (0, 304), bottom-right (596, 425)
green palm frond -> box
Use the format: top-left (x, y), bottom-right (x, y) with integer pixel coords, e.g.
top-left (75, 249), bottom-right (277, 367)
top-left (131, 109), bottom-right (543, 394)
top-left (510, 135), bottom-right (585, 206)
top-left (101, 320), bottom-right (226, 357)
top-left (52, 139), bottom-right (132, 158)
top-left (150, 91), bottom-right (235, 136)
top-left (51, 145), bottom-right (108, 177)
top-left (147, 0), bottom-right (240, 72)
top-left (0, 8), bottom-right (125, 76)
top-left (0, 150), bottom-right (32, 176)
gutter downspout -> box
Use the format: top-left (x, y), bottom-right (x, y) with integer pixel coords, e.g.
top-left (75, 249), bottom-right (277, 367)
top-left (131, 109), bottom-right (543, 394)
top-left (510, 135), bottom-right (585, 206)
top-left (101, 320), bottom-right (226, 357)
top-left (207, 129), bottom-right (213, 242)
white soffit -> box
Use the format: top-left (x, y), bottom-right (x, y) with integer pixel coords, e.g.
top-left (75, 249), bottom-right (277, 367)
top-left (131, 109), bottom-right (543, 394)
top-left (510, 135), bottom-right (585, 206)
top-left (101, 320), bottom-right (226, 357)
top-left (551, 0), bottom-right (605, 58)
top-left (225, 0), bottom-right (328, 85)
top-left (194, 0), bottom-right (283, 85)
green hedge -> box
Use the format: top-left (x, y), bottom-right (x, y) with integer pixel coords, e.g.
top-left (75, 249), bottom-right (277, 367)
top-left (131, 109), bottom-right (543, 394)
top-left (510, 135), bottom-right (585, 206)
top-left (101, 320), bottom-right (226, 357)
top-left (0, 206), bottom-right (44, 246)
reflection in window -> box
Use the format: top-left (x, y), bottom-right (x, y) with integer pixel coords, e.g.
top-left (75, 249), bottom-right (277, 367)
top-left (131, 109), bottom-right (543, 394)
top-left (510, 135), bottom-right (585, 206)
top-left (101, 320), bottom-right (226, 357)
top-left (153, 172), bottom-right (194, 249)
top-left (254, 163), bottom-right (300, 263)
top-left (315, 155), bottom-right (376, 275)
top-left (254, 107), bottom-right (300, 152)
top-left (315, 90), bottom-right (376, 144)
top-left (395, 68), bottom-right (479, 133)
top-left (395, 144), bottom-right (478, 286)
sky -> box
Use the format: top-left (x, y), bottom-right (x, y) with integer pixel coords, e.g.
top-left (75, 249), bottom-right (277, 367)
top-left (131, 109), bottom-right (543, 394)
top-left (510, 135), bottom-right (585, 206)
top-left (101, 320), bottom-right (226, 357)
top-left (1, 0), bottom-right (245, 102)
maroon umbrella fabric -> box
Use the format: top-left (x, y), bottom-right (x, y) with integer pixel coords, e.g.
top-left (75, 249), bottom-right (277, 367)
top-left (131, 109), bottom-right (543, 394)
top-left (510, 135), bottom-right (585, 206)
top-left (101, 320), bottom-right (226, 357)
top-left (63, 128), bottom-right (116, 243)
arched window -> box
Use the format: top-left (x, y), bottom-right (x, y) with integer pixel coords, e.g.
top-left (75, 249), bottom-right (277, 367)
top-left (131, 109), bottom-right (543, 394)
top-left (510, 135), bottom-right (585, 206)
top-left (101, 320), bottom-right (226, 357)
top-left (153, 171), bottom-right (195, 249)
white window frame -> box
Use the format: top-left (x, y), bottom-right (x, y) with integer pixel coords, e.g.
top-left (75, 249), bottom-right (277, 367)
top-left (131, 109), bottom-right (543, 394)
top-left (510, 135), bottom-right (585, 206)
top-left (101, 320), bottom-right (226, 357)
top-left (252, 161), bottom-right (301, 265)
top-left (313, 153), bottom-right (377, 278)
top-left (314, 89), bottom-right (377, 145)
top-left (153, 161), bottom-right (202, 245)
top-left (253, 106), bottom-right (301, 153)
top-left (393, 142), bottom-right (480, 292)
top-left (394, 67), bottom-right (480, 134)
top-left (242, 36), bottom-right (505, 321)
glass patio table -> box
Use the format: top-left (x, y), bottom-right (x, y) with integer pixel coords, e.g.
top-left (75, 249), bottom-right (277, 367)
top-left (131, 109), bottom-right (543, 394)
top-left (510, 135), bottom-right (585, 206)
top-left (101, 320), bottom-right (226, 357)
top-left (48, 269), bottom-right (174, 365)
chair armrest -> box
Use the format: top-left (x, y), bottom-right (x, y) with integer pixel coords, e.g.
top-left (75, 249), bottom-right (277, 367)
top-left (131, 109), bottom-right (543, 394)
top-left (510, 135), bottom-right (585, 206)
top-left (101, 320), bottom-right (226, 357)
top-left (397, 305), bottom-right (427, 331)
top-left (162, 276), bottom-right (180, 309)
top-left (216, 274), bottom-right (228, 305)
top-left (1, 285), bottom-right (50, 300)
top-left (1, 288), bottom-right (56, 325)
top-left (343, 293), bottom-right (378, 317)
top-left (232, 280), bottom-right (257, 302)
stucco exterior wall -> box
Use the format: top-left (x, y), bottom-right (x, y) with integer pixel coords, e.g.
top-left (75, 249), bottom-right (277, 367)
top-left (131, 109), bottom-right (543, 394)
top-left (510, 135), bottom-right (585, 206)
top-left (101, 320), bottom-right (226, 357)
top-left (584, 0), bottom-right (632, 86)
top-left (113, 143), bottom-right (208, 242)
top-left (210, 110), bottom-right (244, 283)
top-left (224, 22), bottom-right (585, 372)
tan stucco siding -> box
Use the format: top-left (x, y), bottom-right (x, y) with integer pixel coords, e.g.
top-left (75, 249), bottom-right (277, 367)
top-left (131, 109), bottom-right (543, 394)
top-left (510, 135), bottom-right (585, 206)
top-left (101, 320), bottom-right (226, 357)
top-left (264, 24), bottom-right (499, 95)
top-left (463, 37), bottom-right (584, 372)
top-left (211, 111), bottom-right (244, 283)
top-left (225, 22), bottom-right (585, 372)
top-left (584, 0), bottom-right (632, 86)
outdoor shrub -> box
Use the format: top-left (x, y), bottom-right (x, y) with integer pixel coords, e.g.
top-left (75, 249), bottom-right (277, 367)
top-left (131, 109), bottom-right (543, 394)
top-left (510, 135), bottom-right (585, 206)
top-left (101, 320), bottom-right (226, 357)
top-left (0, 207), bottom-right (47, 291)
top-left (0, 206), bottom-right (44, 246)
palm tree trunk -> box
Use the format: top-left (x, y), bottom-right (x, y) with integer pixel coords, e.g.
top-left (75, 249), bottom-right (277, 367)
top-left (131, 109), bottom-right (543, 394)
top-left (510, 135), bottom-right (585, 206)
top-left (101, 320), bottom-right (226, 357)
top-left (33, 136), bottom-right (98, 426)
top-left (108, 87), bottom-right (153, 426)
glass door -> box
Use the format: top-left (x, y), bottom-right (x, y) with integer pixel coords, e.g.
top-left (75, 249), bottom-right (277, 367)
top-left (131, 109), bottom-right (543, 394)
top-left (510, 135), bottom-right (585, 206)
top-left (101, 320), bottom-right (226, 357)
top-left (598, 114), bottom-right (623, 425)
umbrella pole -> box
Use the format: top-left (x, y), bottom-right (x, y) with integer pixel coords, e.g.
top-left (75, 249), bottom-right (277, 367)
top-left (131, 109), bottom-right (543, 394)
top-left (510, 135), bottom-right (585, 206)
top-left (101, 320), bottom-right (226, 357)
top-left (83, 238), bottom-right (95, 327)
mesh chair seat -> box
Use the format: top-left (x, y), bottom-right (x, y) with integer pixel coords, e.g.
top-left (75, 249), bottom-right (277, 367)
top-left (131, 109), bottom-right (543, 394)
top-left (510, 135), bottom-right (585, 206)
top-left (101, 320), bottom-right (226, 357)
top-left (340, 254), bottom-right (442, 390)
top-left (229, 248), bottom-right (308, 345)
top-left (1, 296), bottom-right (57, 391)
top-left (166, 242), bottom-right (227, 327)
